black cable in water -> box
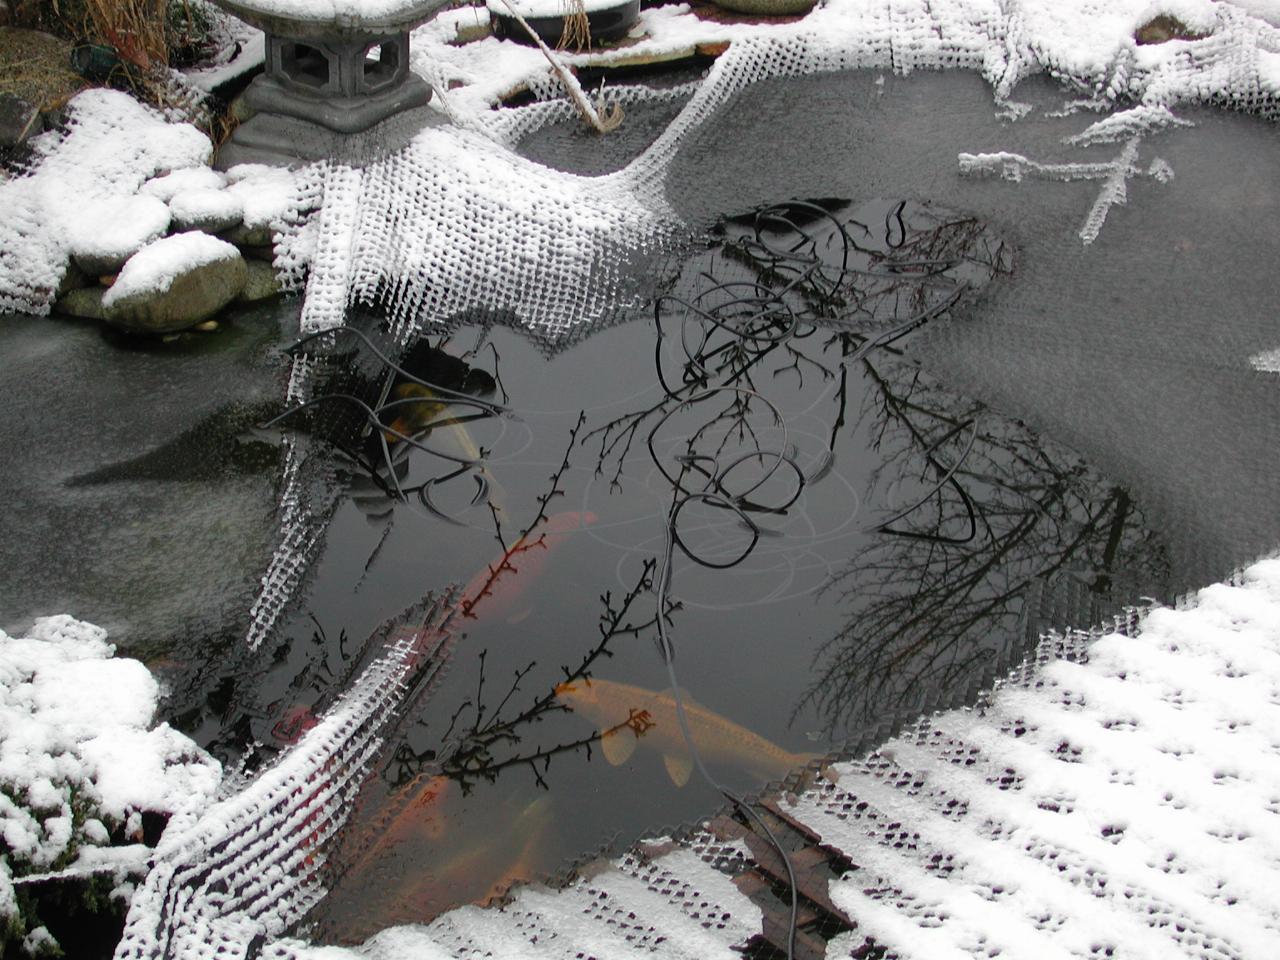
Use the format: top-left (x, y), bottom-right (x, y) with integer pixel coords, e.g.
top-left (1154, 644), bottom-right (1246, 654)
top-left (644, 386), bottom-right (806, 960)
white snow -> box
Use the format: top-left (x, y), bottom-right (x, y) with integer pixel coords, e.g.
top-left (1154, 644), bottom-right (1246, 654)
top-left (181, 3), bottom-right (267, 94)
top-left (218, 0), bottom-right (445, 23)
top-left (1221, 0), bottom-right (1280, 24)
top-left (0, 616), bottom-right (220, 931)
top-left (66, 195), bottom-right (172, 271)
top-left (795, 555), bottom-right (1280, 960)
top-left (168, 187), bottom-right (245, 228)
top-left (103, 232), bottom-right (243, 307)
top-left (139, 165), bottom-right (227, 202)
top-left (224, 164), bottom-right (302, 232)
top-left (1250, 347), bottom-right (1280, 372)
top-left (1, 2), bottom-right (1279, 956)
top-left (0, 88), bottom-right (211, 314)
top-left (3, 0), bottom-right (1277, 317)
top-left (21, 926), bottom-right (59, 957)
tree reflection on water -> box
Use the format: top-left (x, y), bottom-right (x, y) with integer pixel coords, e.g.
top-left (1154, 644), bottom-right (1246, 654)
top-left (801, 348), bottom-right (1169, 731)
top-left (625, 196), bottom-right (1169, 735)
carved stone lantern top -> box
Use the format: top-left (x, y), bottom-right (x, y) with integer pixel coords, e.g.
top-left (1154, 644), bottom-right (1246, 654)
top-left (213, 0), bottom-right (452, 38)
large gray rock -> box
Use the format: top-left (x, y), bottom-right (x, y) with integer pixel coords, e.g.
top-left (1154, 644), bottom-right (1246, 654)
top-left (237, 259), bottom-right (282, 303)
top-left (102, 233), bottom-right (248, 334)
top-left (55, 260), bottom-right (90, 299)
top-left (54, 286), bottom-right (106, 320)
top-left (220, 222), bottom-right (274, 248)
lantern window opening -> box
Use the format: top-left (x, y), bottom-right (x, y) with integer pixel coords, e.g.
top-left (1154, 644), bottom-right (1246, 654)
top-left (280, 40), bottom-right (335, 91)
top-left (362, 40), bottom-right (402, 92)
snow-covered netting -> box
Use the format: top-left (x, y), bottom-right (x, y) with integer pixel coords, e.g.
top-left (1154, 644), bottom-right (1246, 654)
top-left (113, 598), bottom-right (456, 960)
top-left (795, 559), bottom-right (1280, 957)
top-left (275, 0), bottom-right (1280, 334)
top-left (242, 0), bottom-right (1280, 667)
top-left (8, 2), bottom-right (1280, 956)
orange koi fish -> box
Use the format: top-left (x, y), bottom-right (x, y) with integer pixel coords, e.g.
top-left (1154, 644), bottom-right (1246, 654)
top-left (325, 792), bottom-right (553, 941)
top-left (338, 774), bottom-right (455, 888)
top-left (382, 382), bottom-right (447, 443)
top-left (270, 703), bottom-right (319, 745)
top-left (457, 510), bottom-right (598, 623)
top-left (388, 793), bottom-right (552, 914)
top-left (268, 514), bottom-right (592, 746)
top-left (555, 678), bottom-right (819, 787)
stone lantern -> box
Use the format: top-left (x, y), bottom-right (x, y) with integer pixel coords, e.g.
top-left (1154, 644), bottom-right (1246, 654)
top-left (210, 0), bottom-right (452, 168)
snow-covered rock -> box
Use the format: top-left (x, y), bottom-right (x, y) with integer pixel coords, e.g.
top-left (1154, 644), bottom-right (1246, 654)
top-left (169, 187), bottom-right (245, 233)
top-left (102, 232), bottom-right (248, 333)
top-left (139, 165), bottom-right (227, 202)
top-left (224, 163), bottom-right (299, 239)
top-left (0, 88), bottom-right (211, 314)
top-left (67, 195), bottom-right (171, 277)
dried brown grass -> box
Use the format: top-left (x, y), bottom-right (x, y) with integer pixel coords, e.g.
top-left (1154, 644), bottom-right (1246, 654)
top-left (556, 0), bottom-right (591, 52)
top-left (56, 0), bottom-right (174, 68)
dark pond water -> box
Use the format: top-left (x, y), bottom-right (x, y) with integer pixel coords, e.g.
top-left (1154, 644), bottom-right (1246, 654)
top-left (2, 64), bottom-right (1276, 949)
top-left (185, 196), bottom-right (1172, 943)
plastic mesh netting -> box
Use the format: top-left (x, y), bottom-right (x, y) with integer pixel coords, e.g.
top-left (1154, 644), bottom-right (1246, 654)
top-left (118, 556), bottom-right (1280, 959)
top-left (114, 598), bottom-right (456, 960)
top-left (795, 561), bottom-right (1280, 957)
top-left (275, 0), bottom-right (1280, 337)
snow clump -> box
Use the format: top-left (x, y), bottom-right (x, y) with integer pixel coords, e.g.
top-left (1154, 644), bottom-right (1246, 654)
top-left (0, 616), bottom-right (220, 937)
top-left (65, 195), bottom-right (172, 275)
top-left (0, 89), bottom-right (212, 315)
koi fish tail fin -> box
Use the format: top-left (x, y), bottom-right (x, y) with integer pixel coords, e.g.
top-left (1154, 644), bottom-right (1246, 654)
top-left (662, 750), bottom-right (694, 787)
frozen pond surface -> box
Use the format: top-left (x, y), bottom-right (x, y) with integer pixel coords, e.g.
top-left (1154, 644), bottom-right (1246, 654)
top-left (0, 300), bottom-right (296, 657)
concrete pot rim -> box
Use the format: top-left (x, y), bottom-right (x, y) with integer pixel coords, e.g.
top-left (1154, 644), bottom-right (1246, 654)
top-left (209, 0), bottom-right (452, 37)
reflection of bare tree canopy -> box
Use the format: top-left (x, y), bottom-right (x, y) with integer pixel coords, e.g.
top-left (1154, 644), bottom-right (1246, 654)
top-left (580, 195), bottom-right (1164, 739)
top-left (801, 353), bottom-right (1169, 731)
top-left (589, 199), bottom-right (1010, 489)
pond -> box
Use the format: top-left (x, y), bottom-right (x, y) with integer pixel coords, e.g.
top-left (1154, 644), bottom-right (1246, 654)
top-left (2, 65), bottom-right (1277, 951)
